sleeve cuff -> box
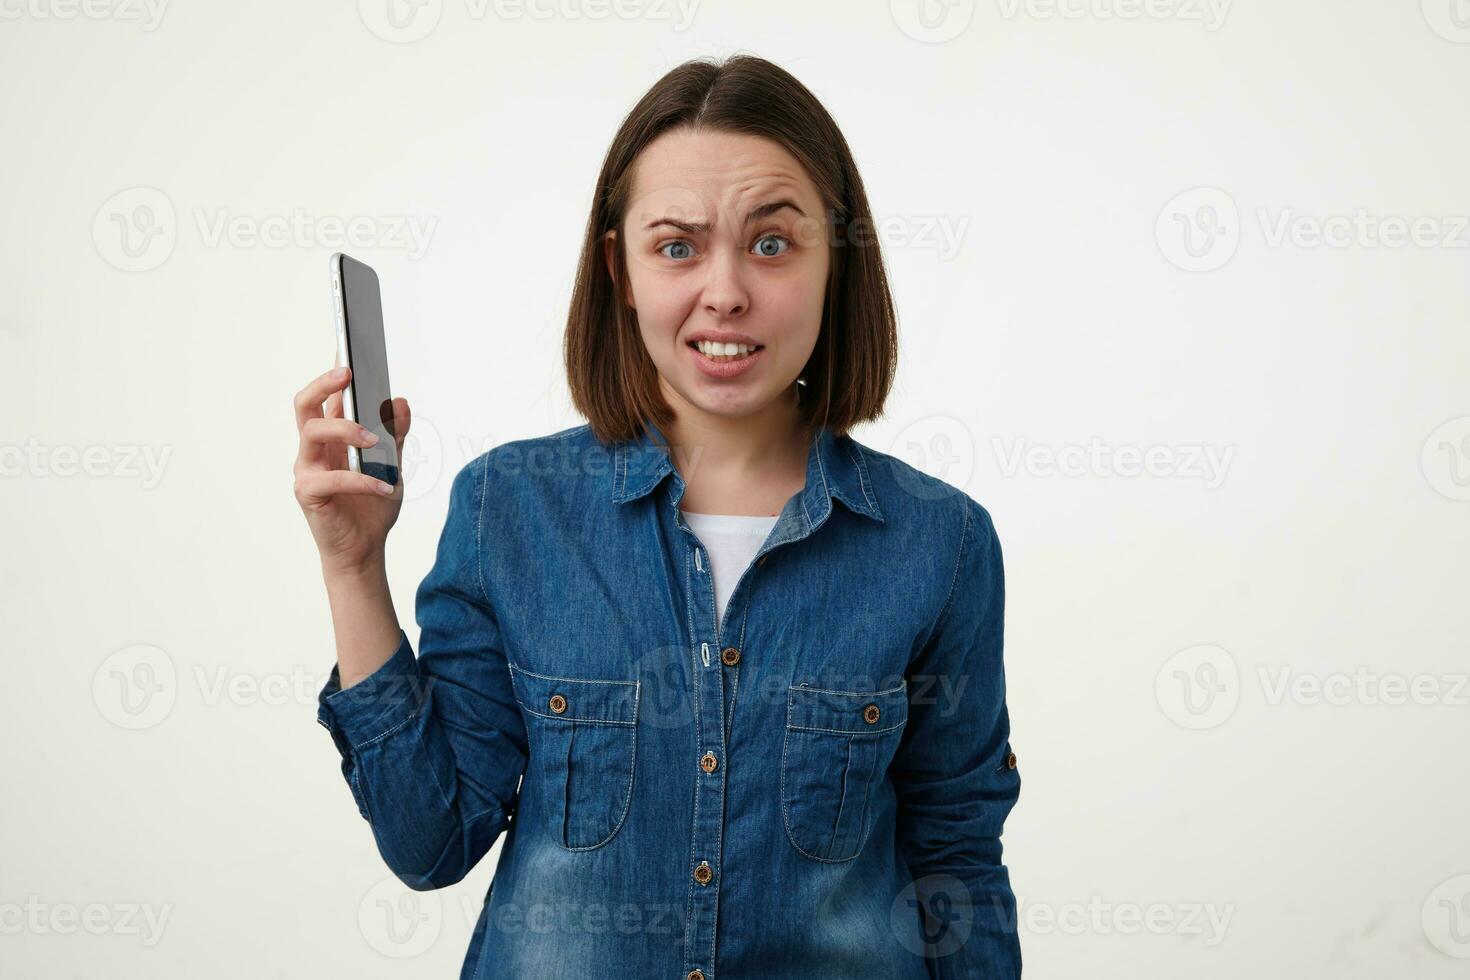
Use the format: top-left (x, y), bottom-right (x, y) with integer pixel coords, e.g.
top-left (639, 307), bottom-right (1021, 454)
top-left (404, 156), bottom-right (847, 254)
top-left (316, 629), bottom-right (428, 753)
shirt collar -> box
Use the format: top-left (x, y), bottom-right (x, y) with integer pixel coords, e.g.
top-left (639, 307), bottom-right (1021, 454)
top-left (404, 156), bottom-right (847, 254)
top-left (611, 418), bottom-right (884, 524)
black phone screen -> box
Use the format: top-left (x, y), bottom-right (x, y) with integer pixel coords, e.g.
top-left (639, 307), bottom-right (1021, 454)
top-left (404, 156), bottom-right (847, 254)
top-left (338, 255), bottom-right (400, 485)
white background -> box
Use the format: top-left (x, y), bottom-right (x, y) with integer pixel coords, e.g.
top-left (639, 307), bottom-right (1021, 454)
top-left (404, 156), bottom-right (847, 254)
top-left (2, 1), bottom-right (1468, 976)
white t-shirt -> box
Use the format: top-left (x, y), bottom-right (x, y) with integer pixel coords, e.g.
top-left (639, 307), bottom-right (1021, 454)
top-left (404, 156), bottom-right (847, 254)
top-left (682, 510), bottom-right (779, 627)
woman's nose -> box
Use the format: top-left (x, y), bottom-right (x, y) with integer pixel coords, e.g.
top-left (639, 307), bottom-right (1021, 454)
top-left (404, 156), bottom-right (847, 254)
top-left (701, 247), bottom-right (750, 318)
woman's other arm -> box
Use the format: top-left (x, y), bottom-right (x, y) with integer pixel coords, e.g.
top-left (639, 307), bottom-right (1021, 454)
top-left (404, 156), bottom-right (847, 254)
top-left (891, 497), bottom-right (1022, 978)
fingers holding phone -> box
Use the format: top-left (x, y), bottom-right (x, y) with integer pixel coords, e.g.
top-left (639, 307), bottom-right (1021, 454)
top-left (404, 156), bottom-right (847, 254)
top-left (296, 366), bottom-right (390, 487)
top-left (293, 365), bottom-right (412, 575)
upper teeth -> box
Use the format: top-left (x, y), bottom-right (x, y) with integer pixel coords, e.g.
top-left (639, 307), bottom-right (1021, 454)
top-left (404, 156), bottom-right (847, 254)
top-left (696, 340), bottom-right (756, 356)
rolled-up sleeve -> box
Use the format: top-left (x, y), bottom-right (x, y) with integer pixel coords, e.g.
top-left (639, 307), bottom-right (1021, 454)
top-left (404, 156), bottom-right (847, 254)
top-left (892, 497), bottom-right (1022, 978)
top-left (316, 450), bottom-right (528, 891)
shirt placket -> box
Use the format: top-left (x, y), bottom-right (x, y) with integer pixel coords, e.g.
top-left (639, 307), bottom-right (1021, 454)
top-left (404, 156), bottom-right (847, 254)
top-left (666, 477), bottom-right (811, 980)
top-left (673, 487), bottom-right (731, 980)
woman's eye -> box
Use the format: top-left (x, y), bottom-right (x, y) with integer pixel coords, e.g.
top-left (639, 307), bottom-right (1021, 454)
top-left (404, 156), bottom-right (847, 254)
top-left (753, 234), bottom-right (791, 257)
top-left (659, 241), bottom-right (694, 260)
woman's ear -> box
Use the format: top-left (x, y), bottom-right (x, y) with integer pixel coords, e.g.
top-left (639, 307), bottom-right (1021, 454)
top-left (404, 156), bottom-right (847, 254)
top-left (602, 230), bottom-right (634, 310)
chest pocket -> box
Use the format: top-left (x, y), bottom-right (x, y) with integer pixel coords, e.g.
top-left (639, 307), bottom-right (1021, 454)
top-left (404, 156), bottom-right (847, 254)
top-left (781, 679), bottom-right (909, 862)
top-left (508, 664), bottom-right (640, 851)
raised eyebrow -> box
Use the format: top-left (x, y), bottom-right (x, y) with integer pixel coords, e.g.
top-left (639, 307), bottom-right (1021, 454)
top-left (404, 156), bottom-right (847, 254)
top-left (642, 199), bottom-right (806, 235)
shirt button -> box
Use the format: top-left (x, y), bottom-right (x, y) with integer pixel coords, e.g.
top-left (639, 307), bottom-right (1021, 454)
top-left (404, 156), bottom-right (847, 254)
top-left (720, 646), bottom-right (740, 666)
top-left (862, 703), bottom-right (880, 724)
top-left (693, 861), bottom-right (713, 885)
top-left (687, 971), bottom-right (706, 980)
top-left (548, 694), bottom-right (567, 714)
top-left (1006, 751), bottom-right (1018, 769)
top-left (700, 751), bottom-right (718, 773)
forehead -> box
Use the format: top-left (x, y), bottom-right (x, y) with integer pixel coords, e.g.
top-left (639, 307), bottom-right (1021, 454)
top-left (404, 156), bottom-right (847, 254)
top-left (626, 128), bottom-right (821, 224)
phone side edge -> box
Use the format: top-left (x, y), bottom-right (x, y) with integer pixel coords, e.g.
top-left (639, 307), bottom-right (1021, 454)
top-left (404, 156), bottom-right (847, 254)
top-left (329, 253), bottom-right (362, 474)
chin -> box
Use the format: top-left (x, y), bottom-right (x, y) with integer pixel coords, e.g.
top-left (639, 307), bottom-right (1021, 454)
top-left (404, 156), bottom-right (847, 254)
top-left (680, 385), bottom-right (771, 419)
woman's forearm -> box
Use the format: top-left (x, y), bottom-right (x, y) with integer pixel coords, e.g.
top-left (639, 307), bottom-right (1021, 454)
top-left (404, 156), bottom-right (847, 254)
top-left (322, 558), bottom-right (403, 690)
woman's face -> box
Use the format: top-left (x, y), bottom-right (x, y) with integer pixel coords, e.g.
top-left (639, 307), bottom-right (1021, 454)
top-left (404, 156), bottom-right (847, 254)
top-left (608, 128), bottom-right (831, 423)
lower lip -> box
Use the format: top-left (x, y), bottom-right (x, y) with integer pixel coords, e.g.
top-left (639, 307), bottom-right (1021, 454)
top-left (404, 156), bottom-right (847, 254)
top-left (686, 343), bottom-right (765, 379)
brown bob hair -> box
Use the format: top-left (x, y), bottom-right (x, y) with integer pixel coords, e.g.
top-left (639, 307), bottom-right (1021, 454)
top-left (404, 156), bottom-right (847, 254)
top-left (563, 54), bottom-right (898, 448)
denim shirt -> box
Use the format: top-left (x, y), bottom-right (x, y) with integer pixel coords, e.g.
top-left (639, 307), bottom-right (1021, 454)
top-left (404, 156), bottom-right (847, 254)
top-left (316, 419), bottom-right (1022, 979)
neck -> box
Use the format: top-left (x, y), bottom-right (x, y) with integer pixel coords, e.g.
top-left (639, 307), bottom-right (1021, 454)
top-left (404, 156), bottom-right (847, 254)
top-left (659, 383), bottom-right (814, 517)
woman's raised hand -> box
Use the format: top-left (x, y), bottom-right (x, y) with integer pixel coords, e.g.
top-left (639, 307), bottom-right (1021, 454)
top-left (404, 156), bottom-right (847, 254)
top-left (293, 364), bottom-right (412, 577)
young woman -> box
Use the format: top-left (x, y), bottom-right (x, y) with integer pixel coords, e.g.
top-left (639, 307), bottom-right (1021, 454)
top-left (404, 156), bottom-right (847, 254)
top-left (295, 54), bottom-right (1021, 980)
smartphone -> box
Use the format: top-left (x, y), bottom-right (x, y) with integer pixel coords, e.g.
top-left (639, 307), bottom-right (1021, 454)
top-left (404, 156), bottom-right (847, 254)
top-left (330, 253), bottom-right (400, 486)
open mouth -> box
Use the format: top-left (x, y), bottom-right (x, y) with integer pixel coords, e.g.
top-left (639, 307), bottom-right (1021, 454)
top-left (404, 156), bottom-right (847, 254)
top-left (688, 340), bottom-right (765, 362)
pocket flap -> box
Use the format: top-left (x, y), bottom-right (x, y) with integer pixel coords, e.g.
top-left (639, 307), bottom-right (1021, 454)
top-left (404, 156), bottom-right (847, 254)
top-left (509, 664), bottom-right (639, 725)
top-left (787, 680), bottom-right (907, 735)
